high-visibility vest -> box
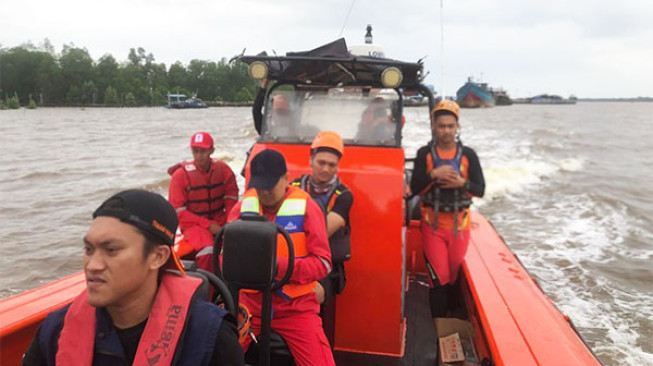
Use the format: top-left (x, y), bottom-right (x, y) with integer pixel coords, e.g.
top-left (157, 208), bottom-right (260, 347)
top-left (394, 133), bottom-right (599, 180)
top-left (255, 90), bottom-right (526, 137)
top-left (240, 187), bottom-right (317, 299)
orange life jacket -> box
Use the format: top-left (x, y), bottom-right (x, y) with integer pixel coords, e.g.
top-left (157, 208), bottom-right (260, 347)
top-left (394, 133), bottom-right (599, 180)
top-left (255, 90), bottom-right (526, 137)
top-left (240, 187), bottom-right (317, 299)
top-left (421, 144), bottom-right (472, 231)
top-left (56, 273), bottom-right (202, 365)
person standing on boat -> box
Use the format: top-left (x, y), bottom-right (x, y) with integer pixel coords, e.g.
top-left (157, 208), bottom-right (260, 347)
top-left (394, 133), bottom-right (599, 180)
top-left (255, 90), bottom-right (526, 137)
top-left (410, 100), bottom-right (485, 320)
top-left (227, 149), bottom-right (336, 366)
top-left (356, 97), bottom-right (395, 142)
top-left (21, 189), bottom-right (244, 366)
top-left (168, 132), bottom-right (239, 273)
top-left (291, 132), bottom-right (353, 305)
top-left (252, 79), bottom-right (293, 136)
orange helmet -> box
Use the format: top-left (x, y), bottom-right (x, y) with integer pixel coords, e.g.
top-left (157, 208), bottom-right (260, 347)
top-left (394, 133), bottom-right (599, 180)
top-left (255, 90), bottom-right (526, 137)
top-left (431, 100), bottom-right (460, 121)
top-left (311, 131), bottom-right (344, 157)
top-left (272, 94), bottom-right (290, 110)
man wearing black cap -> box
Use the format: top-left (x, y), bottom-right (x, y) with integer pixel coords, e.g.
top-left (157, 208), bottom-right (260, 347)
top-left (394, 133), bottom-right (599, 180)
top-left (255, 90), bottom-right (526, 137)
top-left (227, 149), bottom-right (335, 366)
top-left (22, 189), bottom-right (244, 366)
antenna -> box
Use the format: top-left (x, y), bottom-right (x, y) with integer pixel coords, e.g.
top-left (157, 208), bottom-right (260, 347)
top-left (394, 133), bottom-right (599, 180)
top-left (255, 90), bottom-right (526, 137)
top-left (440, 0), bottom-right (445, 98)
top-left (338, 0), bottom-right (357, 38)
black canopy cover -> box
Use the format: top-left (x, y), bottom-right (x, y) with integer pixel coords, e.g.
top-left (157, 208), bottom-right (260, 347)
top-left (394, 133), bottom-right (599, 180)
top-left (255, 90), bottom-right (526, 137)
top-left (237, 38), bottom-right (424, 89)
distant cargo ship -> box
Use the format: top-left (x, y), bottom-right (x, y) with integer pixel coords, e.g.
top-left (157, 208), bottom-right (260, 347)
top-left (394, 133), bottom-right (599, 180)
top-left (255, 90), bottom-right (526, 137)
top-left (491, 88), bottom-right (513, 106)
top-left (456, 77), bottom-right (495, 108)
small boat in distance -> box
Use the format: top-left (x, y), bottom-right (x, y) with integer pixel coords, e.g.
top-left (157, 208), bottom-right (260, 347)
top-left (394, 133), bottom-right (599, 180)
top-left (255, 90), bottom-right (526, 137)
top-left (164, 93), bottom-right (208, 109)
top-left (531, 94), bottom-right (577, 105)
top-left (456, 77), bottom-right (495, 108)
top-left (513, 94), bottom-right (577, 105)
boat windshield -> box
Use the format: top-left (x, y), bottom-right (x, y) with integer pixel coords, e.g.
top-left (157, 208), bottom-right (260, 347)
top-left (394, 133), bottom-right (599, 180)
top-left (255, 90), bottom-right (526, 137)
top-left (260, 87), bottom-right (402, 147)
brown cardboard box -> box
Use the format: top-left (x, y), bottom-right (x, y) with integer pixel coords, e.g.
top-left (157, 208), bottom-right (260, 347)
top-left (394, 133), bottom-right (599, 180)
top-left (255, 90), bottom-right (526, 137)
top-left (436, 318), bottom-right (482, 366)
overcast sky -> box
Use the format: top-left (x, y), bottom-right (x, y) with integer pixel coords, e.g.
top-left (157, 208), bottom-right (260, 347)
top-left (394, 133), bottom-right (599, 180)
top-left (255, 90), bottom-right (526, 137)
top-left (3, 0), bottom-right (652, 98)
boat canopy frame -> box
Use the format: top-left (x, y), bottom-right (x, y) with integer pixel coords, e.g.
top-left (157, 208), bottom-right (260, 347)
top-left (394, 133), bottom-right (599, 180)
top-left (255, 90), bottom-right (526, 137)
top-left (237, 38), bottom-right (427, 90)
top-left (237, 38), bottom-right (437, 147)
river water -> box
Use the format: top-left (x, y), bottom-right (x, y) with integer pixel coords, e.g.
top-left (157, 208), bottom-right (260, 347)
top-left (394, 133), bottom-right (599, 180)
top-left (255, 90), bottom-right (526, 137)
top-left (1, 103), bottom-right (651, 365)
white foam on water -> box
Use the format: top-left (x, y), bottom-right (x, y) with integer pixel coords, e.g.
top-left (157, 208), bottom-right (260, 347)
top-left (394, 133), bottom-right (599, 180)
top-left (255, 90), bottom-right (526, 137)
top-left (500, 191), bottom-right (653, 364)
top-left (558, 157), bottom-right (586, 172)
top-left (478, 159), bottom-right (556, 205)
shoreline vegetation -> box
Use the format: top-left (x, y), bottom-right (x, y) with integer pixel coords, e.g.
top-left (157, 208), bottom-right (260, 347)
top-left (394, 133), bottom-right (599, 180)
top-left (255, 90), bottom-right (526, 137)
top-left (0, 40), bottom-right (259, 109)
top-left (1, 40), bottom-right (651, 110)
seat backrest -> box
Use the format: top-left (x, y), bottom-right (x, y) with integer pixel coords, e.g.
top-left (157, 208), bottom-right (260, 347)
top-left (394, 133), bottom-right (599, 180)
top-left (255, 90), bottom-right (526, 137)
top-left (221, 218), bottom-right (278, 290)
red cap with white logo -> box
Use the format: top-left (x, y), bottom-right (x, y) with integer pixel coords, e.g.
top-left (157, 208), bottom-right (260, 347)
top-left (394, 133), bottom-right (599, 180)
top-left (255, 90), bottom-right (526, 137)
top-left (190, 132), bottom-right (214, 149)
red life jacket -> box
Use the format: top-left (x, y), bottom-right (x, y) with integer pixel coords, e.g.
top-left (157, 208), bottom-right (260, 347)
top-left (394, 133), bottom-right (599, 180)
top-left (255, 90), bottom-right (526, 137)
top-left (179, 160), bottom-right (232, 220)
top-left (240, 187), bottom-right (317, 299)
top-left (56, 273), bottom-right (202, 366)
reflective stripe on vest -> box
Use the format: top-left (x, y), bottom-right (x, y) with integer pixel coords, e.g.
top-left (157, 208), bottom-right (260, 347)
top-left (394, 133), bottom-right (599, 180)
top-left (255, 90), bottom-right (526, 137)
top-left (56, 273), bottom-right (202, 366)
top-left (196, 246), bottom-right (214, 257)
top-left (240, 187), bottom-right (316, 299)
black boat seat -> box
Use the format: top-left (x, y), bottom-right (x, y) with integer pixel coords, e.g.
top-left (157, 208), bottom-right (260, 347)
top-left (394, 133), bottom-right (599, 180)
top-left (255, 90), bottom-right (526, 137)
top-left (170, 260), bottom-right (211, 301)
top-left (407, 195), bottom-right (422, 222)
top-left (245, 330), bottom-right (295, 366)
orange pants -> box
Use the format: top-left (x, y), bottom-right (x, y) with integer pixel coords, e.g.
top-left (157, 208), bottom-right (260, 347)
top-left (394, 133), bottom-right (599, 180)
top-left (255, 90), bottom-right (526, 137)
top-left (182, 225), bottom-right (215, 273)
top-left (421, 222), bottom-right (470, 287)
top-left (242, 312), bottom-right (335, 366)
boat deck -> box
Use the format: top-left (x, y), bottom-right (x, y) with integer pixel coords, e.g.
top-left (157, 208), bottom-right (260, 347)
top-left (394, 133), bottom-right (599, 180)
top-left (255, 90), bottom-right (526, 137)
top-left (334, 276), bottom-right (438, 366)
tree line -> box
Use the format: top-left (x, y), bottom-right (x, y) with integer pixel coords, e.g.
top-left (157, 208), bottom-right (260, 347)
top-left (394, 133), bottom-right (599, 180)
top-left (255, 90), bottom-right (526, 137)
top-left (0, 40), bottom-right (259, 107)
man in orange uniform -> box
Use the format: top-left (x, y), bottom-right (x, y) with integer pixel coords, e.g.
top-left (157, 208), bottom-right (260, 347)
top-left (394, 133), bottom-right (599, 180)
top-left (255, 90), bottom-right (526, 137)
top-left (291, 132), bottom-right (353, 305)
top-left (291, 131), bottom-right (353, 344)
top-left (410, 100), bottom-right (485, 323)
top-left (228, 149), bottom-right (335, 366)
top-left (169, 132), bottom-right (238, 272)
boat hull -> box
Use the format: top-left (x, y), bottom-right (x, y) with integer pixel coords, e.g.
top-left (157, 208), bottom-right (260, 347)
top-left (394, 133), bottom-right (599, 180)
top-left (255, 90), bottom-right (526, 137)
top-left (456, 81), bottom-right (495, 108)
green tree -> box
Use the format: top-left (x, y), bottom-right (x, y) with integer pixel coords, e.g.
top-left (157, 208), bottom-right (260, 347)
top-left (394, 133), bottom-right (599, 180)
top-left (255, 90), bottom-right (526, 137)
top-left (60, 45), bottom-right (94, 105)
top-left (7, 93), bottom-right (20, 109)
top-left (0, 42), bottom-right (261, 106)
top-left (95, 54), bottom-right (119, 103)
top-left (103, 86), bottom-right (120, 106)
top-left (124, 92), bottom-right (136, 107)
top-left (168, 62), bottom-right (188, 91)
top-left (27, 95), bottom-right (37, 109)
top-left (35, 51), bottom-right (64, 105)
top-left (235, 87), bottom-right (253, 102)
top-left (80, 80), bottom-right (98, 105)
top-left (66, 85), bottom-right (81, 104)
top-left (0, 47), bottom-right (38, 105)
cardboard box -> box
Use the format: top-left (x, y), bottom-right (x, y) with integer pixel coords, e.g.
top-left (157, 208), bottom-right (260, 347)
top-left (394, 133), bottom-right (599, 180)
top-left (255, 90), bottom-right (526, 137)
top-left (440, 332), bottom-right (465, 362)
top-left (436, 318), bottom-right (481, 366)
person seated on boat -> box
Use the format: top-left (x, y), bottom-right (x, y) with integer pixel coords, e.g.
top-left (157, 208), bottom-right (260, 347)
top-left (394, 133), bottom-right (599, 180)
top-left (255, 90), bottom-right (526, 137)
top-left (409, 100), bottom-right (485, 322)
top-left (253, 79), bottom-right (319, 139)
top-left (227, 149), bottom-right (336, 366)
top-left (290, 132), bottom-right (353, 314)
top-left (168, 132), bottom-right (238, 273)
top-left (252, 78), bottom-right (297, 136)
top-left (21, 189), bottom-right (244, 366)
top-left (356, 97), bottom-right (396, 142)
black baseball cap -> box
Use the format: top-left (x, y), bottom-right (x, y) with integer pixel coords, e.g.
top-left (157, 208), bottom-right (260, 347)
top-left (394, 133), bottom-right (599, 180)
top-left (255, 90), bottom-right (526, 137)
top-left (248, 149), bottom-right (287, 190)
top-left (93, 189), bottom-right (184, 271)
